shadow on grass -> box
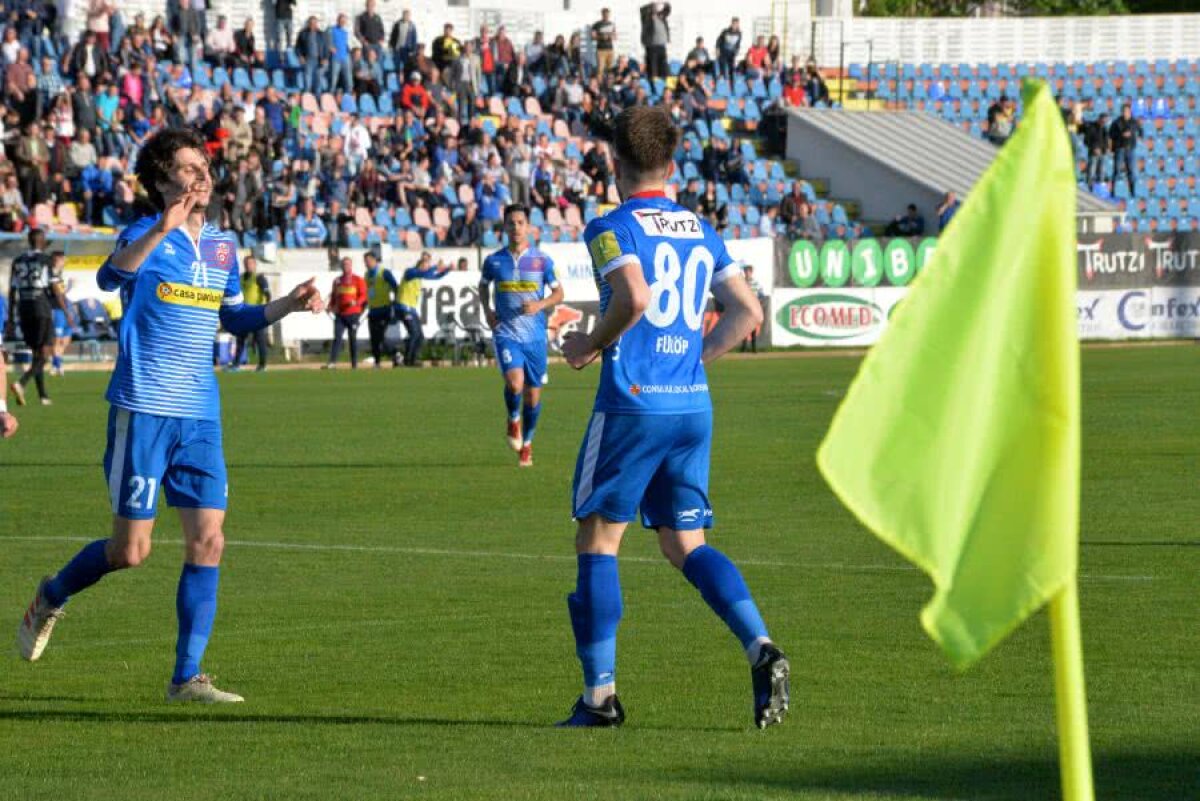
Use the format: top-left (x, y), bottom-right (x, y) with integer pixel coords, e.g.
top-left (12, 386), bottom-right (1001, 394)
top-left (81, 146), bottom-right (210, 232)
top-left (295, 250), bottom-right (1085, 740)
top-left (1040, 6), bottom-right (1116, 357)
top-left (0, 708), bottom-right (736, 734)
top-left (706, 750), bottom-right (1199, 800)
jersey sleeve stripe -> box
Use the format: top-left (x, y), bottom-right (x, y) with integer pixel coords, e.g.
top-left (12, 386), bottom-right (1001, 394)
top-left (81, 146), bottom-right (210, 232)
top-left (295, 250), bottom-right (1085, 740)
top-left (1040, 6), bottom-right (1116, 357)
top-left (597, 254), bottom-right (640, 278)
top-left (711, 262), bottom-right (745, 286)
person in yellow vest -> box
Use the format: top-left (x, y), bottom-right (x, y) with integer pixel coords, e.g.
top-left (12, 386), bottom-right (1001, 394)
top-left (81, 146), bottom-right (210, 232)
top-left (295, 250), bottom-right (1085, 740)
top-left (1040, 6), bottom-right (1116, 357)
top-left (394, 252), bottom-right (451, 367)
top-left (233, 255), bottom-right (272, 371)
top-left (363, 250), bottom-right (400, 368)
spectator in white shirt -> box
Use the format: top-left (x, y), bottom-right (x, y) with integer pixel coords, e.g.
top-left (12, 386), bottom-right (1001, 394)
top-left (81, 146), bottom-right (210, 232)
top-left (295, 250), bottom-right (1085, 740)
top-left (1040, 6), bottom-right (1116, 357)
top-left (206, 16), bottom-right (237, 68)
top-left (342, 114), bottom-right (372, 175)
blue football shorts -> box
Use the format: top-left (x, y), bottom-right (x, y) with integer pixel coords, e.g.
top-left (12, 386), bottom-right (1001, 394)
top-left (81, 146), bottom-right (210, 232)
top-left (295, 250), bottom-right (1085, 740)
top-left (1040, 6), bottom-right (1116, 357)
top-left (52, 309), bottom-right (70, 338)
top-left (494, 335), bottom-right (548, 388)
top-left (571, 409), bottom-right (714, 531)
top-left (103, 406), bottom-right (228, 519)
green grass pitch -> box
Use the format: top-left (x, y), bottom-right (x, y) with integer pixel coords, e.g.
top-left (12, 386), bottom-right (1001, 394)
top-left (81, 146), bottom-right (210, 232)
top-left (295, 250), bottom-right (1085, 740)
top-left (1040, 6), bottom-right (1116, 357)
top-left (0, 347), bottom-right (1196, 800)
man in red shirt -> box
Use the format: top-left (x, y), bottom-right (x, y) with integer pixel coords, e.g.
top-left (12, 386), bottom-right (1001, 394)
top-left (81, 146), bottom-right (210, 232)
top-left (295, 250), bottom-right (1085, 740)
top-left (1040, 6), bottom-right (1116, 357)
top-left (400, 72), bottom-right (430, 118)
top-left (325, 256), bottom-right (368, 369)
top-left (782, 72), bottom-right (806, 107)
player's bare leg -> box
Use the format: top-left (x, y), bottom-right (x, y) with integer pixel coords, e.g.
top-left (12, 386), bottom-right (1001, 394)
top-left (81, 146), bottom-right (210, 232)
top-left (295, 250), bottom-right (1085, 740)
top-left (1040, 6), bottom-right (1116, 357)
top-left (166, 508), bottom-right (242, 703)
top-left (18, 516), bottom-right (151, 661)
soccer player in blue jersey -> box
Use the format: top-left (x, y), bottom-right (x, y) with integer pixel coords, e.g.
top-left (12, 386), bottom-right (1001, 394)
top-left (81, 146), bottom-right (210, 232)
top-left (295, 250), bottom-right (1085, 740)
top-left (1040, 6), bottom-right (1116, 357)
top-left (479, 205), bottom-right (564, 467)
top-left (557, 107), bottom-right (789, 728)
top-left (15, 128), bottom-right (324, 703)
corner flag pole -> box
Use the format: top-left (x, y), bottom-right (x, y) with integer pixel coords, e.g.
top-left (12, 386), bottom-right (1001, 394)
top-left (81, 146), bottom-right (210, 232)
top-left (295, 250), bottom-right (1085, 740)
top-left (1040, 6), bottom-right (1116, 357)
top-left (1049, 581), bottom-right (1096, 801)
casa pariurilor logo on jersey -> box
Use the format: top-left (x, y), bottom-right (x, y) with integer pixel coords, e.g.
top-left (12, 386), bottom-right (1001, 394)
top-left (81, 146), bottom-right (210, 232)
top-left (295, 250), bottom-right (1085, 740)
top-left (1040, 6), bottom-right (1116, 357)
top-left (629, 384), bottom-right (642, 396)
top-left (157, 281), bottom-right (223, 310)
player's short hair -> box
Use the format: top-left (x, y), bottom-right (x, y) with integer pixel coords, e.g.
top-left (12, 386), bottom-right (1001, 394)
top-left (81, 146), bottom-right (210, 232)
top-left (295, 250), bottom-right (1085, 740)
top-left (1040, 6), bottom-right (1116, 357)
top-left (612, 106), bottom-right (680, 177)
top-left (49, 249), bottom-right (64, 259)
top-left (135, 127), bottom-right (208, 211)
top-left (503, 203), bottom-right (529, 222)
top-left (27, 227), bottom-right (45, 244)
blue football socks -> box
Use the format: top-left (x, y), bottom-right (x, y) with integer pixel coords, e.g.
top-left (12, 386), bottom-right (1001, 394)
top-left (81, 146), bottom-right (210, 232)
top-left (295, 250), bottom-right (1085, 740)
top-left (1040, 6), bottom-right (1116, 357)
top-left (51, 354), bottom-right (62, 370)
top-left (567, 554), bottom-right (622, 694)
top-left (522, 402), bottom-right (542, 445)
top-left (504, 388), bottom-right (521, 421)
top-left (173, 564), bottom-right (220, 685)
top-left (43, 539), bottom-right (113, 607)
top-left (682, 545), bottom-right (770, 656)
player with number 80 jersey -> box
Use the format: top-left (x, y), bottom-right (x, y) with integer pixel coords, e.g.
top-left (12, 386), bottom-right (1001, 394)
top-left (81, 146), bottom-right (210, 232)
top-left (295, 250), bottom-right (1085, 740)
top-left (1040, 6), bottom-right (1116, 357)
top-left (583, 191), bottom-right (741, 415)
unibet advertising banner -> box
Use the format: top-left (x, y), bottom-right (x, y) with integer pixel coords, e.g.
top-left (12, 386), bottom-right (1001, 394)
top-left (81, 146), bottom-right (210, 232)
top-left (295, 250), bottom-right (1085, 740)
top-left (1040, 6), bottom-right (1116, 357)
top-left (777, 237), bottom-right (938, 289)
top-left (777, 233), bottom-right (1200, 291)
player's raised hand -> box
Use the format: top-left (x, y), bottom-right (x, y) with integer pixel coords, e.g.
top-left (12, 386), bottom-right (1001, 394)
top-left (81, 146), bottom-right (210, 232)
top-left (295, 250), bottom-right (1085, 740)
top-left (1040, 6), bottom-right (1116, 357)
top-left (289, 278), bottom-right (325, 314)
top-left (0, 411), bottom-right (18, 439)
top-left (159, 184), bottom-right (204, 232)
top-left (562, 331), bottom-right (599, 370)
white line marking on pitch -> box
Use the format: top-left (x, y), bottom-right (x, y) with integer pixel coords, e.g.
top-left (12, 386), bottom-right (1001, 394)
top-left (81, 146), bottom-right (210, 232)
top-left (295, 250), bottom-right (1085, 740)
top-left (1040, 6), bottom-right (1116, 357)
top-left (0, 535), bottom-right (1156, 582)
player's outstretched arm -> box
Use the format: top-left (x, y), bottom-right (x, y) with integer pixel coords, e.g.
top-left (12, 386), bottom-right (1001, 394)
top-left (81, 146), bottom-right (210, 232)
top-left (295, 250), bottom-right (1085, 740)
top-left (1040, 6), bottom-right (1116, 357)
top-left (563, 262), bottom-right (649, 370)
top-left (701, 271), bottom-right (764, 365)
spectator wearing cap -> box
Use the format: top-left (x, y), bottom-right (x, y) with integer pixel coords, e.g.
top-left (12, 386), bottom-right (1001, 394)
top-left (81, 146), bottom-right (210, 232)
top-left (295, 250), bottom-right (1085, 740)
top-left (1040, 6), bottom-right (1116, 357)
top-left (389, 8), bottom-right (418, 67)
top-left (295, 16), bottom-right (327, 93)
top-left (401, 71), bottom-right (430, 117)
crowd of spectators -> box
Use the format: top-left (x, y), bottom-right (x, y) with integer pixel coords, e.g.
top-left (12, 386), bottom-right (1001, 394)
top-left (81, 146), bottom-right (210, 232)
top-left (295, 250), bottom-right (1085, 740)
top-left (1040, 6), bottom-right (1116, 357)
top-left (0, 3), bottom-right (844, 248)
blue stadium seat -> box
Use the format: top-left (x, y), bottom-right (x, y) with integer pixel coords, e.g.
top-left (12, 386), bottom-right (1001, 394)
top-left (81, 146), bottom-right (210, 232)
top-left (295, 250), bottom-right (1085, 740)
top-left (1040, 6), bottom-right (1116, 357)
top-left (271, 69), bottom-right (288, 91)
top-left (359, 94), bottom-right (378, 116)
top-left (252, 69), bottom-right (270, 90)
top-left (386, 73), bottom-right (400, 92)
top-left (394, 208), bottom-right (412, 227)
top-left (341, 94), bottom-right (358, 113)
top-left (482, 229), bottom-right (499, 247)
top-left (212, 67), bottom-right (229, 87)
top-left (233, 68), bottom-right (253, 91)
top-left (379, 94), bottom-right (394, 114)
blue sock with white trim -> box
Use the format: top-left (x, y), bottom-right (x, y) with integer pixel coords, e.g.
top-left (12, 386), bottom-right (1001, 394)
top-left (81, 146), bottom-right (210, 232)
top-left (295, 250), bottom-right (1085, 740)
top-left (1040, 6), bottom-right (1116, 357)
top-left (522, 402), bottom-right (542, 445)
top-left (51, 354), bottom-right (62, 370)
top-left (682, 545), bottom-right (770, 658)
top-left (43, 539), bottom-right (113, 607)
top-left (567, 554), bottom-right (622, 698)
top-left (173, 564), bottom-right (220, 685)
top-left (504, 388), bottom-right (521, 421)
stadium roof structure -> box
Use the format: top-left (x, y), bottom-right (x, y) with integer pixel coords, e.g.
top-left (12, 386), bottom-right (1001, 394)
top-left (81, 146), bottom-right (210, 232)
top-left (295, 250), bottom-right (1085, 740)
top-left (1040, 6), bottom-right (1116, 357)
top-left (785, 107), bottom-right (1120, 232)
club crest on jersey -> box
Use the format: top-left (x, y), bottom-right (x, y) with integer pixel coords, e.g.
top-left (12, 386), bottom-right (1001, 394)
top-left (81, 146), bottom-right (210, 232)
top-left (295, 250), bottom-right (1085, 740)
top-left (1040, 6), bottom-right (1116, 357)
top-left (632, 209), bottom-right (704, 239)
top-left (200, 239), bottom-right (234, 271)
top-left (216, 242), bottom-right (231, 266)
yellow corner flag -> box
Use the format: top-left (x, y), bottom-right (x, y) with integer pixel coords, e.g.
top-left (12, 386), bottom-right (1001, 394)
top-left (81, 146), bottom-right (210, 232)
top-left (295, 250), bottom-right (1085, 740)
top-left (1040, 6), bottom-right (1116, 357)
top-left (816, 81), bottom-right (1094, 799)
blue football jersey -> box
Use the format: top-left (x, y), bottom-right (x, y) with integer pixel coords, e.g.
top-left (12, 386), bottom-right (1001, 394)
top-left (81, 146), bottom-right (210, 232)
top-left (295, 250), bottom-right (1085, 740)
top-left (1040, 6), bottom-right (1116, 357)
top-left (98, 215), bottom-right (244, 420)
top-left (583, 193), bottom-right (741, 415)
top-left (480, 246), bottom-right (559, 343)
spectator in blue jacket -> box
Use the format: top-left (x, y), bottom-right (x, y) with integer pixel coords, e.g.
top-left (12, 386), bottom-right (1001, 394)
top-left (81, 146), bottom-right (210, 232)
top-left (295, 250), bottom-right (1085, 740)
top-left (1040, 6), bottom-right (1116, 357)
top-left (326, 14), bottom-right (353, 95)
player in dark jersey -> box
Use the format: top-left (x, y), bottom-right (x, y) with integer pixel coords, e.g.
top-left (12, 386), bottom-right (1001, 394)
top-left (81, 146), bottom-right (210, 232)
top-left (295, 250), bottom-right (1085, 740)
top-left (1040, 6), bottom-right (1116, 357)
top-left (5, 229), bottom-right (71, 406)
top-left (557, 107), bottom-right (789, 729)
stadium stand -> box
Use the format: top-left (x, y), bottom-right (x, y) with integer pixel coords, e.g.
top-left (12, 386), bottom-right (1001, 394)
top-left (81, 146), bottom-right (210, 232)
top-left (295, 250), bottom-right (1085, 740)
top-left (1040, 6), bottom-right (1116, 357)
top-left (0, 1), bottom-right (860, 249)
top-left (855, 58), bottom-right (1199, 232)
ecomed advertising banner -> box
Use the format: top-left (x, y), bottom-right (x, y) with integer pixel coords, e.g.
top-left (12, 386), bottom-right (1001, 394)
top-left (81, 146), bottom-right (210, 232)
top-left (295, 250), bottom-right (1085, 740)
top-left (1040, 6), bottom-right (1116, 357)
top-left (771, 285), bottom-right (1200, 347)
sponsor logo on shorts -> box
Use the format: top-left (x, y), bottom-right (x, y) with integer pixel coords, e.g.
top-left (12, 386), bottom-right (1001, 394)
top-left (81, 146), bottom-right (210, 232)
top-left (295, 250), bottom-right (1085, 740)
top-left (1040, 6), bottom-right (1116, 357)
top-left (156, 282), bottom-right (223, 310)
